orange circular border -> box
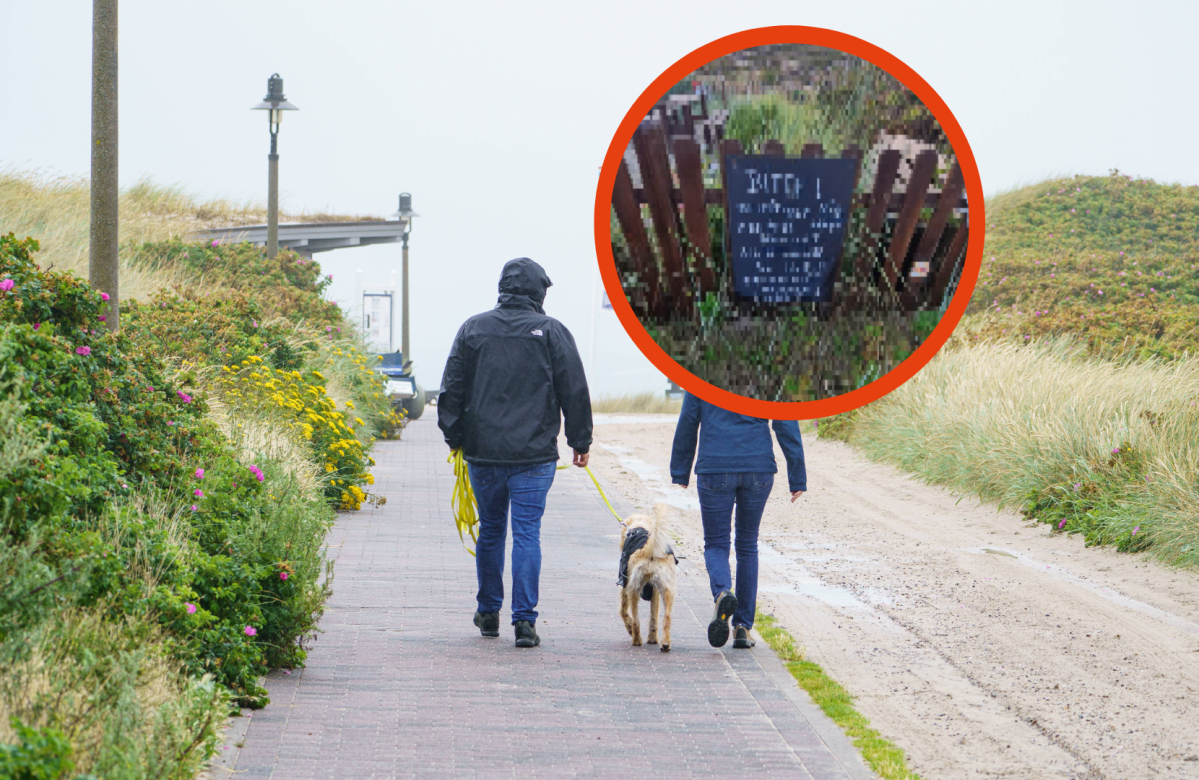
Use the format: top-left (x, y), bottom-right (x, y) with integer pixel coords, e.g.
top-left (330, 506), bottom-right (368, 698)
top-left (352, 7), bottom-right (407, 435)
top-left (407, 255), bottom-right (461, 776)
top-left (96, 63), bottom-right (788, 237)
top-left (594, 26), bottom-right (984, 420)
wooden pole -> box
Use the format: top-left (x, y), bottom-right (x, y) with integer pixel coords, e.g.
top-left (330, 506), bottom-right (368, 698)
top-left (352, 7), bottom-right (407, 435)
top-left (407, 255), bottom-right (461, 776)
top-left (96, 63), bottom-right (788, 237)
top-left (89, 0), bottom-right (119, 331)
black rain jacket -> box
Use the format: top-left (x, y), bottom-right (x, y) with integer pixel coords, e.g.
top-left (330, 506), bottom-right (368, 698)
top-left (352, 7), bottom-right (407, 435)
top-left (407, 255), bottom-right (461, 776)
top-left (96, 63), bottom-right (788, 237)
top-left (438, 258), bottom-right (593, 466)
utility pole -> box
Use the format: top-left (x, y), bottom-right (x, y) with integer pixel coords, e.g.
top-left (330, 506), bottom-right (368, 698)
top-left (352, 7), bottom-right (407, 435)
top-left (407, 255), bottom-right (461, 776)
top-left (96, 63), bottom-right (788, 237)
top-left (90, 0), bottom-right (119, 331)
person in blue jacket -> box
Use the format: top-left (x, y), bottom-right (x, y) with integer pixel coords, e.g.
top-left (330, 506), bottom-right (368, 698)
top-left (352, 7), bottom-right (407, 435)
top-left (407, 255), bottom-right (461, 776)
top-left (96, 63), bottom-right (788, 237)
top-left (670, 392), bottom-right (806, 649)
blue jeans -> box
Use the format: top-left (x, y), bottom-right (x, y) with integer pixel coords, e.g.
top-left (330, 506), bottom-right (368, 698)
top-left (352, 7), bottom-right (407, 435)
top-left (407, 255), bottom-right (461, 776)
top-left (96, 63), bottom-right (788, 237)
top-left (469, 460), bottom-right (556, 625)
top-left (696, 472), bottom-right (773, 629)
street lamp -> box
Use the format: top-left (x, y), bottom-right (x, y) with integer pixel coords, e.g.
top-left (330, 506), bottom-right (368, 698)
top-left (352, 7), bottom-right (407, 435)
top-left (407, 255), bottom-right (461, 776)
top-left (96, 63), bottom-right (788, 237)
top-left (391, 193), bottom-right (419, 362)
top-left (251, 74), bottom-right (299, 259)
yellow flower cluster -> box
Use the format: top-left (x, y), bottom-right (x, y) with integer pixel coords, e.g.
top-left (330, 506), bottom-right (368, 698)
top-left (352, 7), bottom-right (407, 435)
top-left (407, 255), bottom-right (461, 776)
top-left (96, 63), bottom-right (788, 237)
top-left (217, 354), bottom-right (378, 509)
top-left (342, 484), bottom-right (367, 511)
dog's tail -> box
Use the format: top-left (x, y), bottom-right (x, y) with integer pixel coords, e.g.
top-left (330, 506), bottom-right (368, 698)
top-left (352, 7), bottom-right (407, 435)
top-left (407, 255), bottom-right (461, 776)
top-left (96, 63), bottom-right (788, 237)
top-left (647, 502), bottom-right (673, 560)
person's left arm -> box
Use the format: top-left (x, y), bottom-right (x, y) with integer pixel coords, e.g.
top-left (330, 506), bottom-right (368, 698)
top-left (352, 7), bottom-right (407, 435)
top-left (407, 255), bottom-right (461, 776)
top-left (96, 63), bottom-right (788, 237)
top-left (771, 419), bottom-right (807, 499)
top-left (669, 393), bottom-right (701, 488)
top-left (549, 322), bottom-right (592, 465)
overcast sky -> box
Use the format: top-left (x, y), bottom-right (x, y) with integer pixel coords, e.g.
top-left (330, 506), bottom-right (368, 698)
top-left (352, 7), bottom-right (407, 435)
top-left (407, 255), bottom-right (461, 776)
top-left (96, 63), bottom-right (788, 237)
top-left (2, 0), bottom-right (1194, 395)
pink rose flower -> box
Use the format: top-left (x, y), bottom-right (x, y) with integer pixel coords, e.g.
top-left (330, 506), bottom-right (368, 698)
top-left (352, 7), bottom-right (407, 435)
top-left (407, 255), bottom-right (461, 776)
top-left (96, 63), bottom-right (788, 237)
top-left (195, 468), bottom-right (205, 479)
top-left (193, 488), bottom-right (204, 498)
top-left (0, 279), bottom-right (13, 292)
top-left (245, 626), bottom-right (257, 637)
top-left (186, 603), bottom-right (197, 614)
top-left (98, 316), bottom-right (106, 322)
top-left (75, 346), bottom-right (91, 356)
top-left (101, 292), bottom-right (110, 301)
top-left (280, 571), bottom-right (289, 580)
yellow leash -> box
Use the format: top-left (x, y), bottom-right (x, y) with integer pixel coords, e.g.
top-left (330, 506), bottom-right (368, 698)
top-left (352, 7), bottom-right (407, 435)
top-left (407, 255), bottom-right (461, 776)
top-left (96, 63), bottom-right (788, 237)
top-left (448, 450), bottom-right (480, 556)
top-left (448, 451), bottom-right (625, 556)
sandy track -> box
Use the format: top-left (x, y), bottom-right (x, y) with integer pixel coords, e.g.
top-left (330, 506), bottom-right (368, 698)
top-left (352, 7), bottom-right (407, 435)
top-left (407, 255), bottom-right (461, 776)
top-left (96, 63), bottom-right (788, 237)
top-left (574, 415), bottom-right (1199, 780)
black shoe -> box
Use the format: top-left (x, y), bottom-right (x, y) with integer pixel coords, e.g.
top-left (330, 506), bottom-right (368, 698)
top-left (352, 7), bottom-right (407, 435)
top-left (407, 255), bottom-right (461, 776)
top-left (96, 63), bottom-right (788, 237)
top-left (708, 591), bottom-right (738, 648)
top-left (473, 610), bottom-right (499, 638)
top-left (733, 626), bottom-right (756, 649)
top-left (514, 620), bottom-right (540, 648)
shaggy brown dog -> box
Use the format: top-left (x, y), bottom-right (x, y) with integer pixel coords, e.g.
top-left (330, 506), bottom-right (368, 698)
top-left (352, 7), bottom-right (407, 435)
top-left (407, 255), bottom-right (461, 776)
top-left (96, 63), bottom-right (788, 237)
top-left (618, 503), bottom-right (676, 652)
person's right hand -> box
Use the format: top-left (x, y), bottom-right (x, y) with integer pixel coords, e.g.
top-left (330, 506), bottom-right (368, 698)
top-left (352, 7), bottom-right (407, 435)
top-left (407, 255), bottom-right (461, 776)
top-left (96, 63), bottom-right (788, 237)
top-left (791, 490), bottom-right (805, 503)
top-left (573, 450), bottom-right (589, 468)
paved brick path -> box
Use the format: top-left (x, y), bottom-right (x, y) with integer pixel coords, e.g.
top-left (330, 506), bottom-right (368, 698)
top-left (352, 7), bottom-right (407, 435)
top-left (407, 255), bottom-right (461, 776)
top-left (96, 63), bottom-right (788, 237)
top-left (224, 419), bottom-right (876, 779)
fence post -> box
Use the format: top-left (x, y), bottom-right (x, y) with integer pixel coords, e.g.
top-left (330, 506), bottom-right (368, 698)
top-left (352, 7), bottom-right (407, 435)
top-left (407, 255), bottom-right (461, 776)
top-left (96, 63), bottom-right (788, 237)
top-left (671, 137), bottom-right (715, 297)
top-left (883, 149), bottom-right (939, 291)
top-left (930, 222), bottom-right (969, 309)
top-left (906, 163), bottom-right (965, 308)
top-left (632, 124), bottom-right (687, 315)
top-left (611, 159), bottom-right (664, 319)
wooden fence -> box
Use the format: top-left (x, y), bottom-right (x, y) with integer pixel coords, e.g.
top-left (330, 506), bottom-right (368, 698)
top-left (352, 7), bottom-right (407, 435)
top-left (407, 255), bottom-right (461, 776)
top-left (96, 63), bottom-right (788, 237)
top-left (610, 115), bottom-right (969, 321)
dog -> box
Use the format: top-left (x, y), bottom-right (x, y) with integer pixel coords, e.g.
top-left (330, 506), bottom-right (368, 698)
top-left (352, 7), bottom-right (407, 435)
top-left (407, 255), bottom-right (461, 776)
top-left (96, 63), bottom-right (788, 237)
top-left (617, 503), bottom-right (677, 652)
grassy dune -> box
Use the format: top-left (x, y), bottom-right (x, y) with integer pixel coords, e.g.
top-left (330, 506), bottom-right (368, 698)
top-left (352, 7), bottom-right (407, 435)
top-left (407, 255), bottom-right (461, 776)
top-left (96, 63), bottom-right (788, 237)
top-left (0, 169), bottom-right (396, 777)
top-left (822, 172), bottom-right (1199, 568)
top-left (0, 168), bottom-right (378, 301)
top-left (966, 171), bottom-right (1199, 359)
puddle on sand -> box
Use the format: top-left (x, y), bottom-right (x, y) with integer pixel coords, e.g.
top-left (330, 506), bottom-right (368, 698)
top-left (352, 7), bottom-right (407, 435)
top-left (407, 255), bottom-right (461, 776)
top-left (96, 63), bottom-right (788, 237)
top-left (607, 456), bottom-right (701, 511)
top-left (758, 543), bottom-right (868, 608)
top-left (965, 546), bottom-right (1199, 637)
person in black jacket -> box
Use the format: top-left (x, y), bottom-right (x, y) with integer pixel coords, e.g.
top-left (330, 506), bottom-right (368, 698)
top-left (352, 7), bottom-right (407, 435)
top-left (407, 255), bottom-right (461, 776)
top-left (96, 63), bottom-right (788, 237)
top-left (438, 258), bottom-right (593, 648)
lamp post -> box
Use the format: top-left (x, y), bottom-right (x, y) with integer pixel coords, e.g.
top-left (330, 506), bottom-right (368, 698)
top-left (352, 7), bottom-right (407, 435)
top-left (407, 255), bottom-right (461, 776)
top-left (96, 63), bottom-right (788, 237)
top-left (251, 74), bottom-right (298, 259)
top-left (391, 193), bottom-right (418, 362)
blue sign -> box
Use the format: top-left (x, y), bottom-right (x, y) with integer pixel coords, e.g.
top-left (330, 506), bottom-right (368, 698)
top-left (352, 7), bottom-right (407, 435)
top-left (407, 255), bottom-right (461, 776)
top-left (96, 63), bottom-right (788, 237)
top-left (725, 155), bottom-right (857, 302)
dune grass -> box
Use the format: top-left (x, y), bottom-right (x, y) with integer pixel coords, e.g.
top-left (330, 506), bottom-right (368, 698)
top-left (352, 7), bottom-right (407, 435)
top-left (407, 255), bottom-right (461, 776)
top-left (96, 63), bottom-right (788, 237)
top-left (812, 172), bottom-right (1199, 567)
top-left (0, 168), bottom-right (378, 302)
top-left (830, 337), bottom-right (1199, 568)
top-left (756, 612), bottom-right (922, 780)
top-left (591, 392), bottom-right (682, 414)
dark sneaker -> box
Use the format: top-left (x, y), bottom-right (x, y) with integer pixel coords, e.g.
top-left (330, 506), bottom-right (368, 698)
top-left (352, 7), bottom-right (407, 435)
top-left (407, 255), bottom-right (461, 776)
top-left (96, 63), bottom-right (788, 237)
top-left (708, 591), bottom-right (738, 648)
top-left (473, 610), bottom-right (499, 638)
top-left (514, 620), bottom-right (540, 648)
top-left (733, 626), bottom-right (756, 649)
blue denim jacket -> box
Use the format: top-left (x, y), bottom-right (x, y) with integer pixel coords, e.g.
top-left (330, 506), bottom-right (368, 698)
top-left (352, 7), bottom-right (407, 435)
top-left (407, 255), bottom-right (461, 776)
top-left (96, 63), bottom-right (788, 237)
top-left (669, 393), bottom-right (807, 492)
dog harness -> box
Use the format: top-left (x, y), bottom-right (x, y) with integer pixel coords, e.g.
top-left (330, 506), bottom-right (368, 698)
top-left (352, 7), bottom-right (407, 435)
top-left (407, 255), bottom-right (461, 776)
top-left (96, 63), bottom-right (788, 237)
top-left (617, 527), bottom-right (678, 588)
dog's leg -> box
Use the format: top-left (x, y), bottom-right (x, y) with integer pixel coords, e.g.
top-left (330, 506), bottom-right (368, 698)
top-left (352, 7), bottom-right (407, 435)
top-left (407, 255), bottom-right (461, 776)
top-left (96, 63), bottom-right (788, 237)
top-left (660, 587), bottom-right (674, 653)
top-left (629, 588), bottom-right (642, 646)
top-left (620, 589), bottom-right (635, 637)
top-left (646, 585), bottom-right (659, 645)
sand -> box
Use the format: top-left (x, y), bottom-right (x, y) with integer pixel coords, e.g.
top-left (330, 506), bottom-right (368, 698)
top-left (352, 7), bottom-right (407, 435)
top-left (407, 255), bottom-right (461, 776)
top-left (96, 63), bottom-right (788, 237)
top-left (573, 413), bottom-right (1199, 779)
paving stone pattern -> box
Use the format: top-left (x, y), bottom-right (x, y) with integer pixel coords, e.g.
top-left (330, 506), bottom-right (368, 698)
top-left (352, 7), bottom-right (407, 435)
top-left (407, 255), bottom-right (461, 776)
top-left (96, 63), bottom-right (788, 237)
top-left (230, 419), bottom-right (876, 779)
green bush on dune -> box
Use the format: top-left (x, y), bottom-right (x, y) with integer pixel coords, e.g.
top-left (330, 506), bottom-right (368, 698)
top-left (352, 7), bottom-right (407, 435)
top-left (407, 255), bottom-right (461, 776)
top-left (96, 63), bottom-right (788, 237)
top-left (818, 172), bottom-right (1199, 569)
top-left (0, 230), bottom-right (394, 777)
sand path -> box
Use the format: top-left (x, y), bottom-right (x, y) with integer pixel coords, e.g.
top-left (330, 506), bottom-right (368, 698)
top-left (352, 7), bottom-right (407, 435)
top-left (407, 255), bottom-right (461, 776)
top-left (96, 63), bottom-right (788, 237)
top-left (574, 414), bottom-right (1199, 779)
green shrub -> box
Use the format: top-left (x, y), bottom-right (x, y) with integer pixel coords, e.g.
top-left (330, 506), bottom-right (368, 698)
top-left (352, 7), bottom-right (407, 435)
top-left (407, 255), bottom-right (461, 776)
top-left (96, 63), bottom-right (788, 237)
top-left (127, 239), bottom-right (342, 326)
top-left (0, 718), bottom-right (75, 780)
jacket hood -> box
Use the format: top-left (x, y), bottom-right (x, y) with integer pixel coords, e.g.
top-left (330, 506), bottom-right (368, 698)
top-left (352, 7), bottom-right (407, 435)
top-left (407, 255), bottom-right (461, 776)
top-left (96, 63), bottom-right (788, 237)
top-left (498, 258), bottom-right (552, 304)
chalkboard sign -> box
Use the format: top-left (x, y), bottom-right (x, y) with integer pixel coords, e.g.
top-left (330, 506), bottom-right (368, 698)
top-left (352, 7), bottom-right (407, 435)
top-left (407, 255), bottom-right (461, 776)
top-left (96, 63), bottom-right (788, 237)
top-left (725, 154), bottom-right (857, 303)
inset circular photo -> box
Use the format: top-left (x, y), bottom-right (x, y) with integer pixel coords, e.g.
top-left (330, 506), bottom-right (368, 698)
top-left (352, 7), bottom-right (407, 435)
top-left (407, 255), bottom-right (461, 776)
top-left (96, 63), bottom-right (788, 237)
top-left (597, 28), bottom-right (983, 415)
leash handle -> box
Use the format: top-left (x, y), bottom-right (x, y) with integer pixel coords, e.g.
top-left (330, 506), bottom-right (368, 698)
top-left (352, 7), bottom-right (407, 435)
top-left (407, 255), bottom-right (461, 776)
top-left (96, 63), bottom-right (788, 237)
top-left (448, 450), bottom-right (479, 556)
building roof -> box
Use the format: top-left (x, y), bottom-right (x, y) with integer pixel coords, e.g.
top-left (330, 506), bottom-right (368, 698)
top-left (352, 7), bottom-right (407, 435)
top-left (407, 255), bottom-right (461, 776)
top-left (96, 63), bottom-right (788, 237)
top-left (191, 219), bottom-right (410, 256)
